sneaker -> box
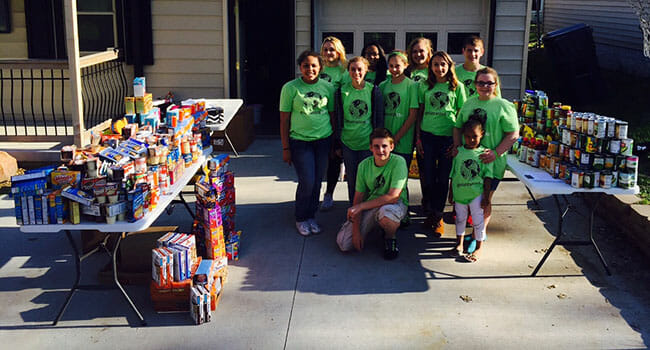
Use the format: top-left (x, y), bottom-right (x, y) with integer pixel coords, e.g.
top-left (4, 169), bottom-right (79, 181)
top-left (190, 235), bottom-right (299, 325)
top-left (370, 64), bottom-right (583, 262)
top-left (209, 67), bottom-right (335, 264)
top-left (384, 238), bottom-right (399, 260)
top-left (320, 193), bottom-right (334, 211)
top-left (296, 221), bottom-right (311, 236)
top-left (307, 218), bottom-right (322, 234)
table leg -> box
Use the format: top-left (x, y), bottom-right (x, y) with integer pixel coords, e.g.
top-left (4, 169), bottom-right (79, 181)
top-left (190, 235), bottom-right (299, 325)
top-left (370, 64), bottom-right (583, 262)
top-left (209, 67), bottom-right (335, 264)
top-left (113, 233), bottom-right (147, 326)
top-left (532, 194), bottom-right (569, 276)
top-left (525, 186), bottom-right (540, 207)
top-left (224, 130), bottom-right (240, 158)
top-left (53, 230), bottom-right (81, 325)
top-left (178, 192), bottom-right (196, 220)
top-left (588, 194), bottom-right (611, 275)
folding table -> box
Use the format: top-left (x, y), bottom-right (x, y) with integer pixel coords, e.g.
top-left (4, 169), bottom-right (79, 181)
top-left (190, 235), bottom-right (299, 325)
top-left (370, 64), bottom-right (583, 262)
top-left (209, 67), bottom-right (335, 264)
top-left (506, 155), bottom-right (639, 276)
top-left (20, 146), bottom-right (212, 326)
top-left (204, 99), bottom-right (244, 157)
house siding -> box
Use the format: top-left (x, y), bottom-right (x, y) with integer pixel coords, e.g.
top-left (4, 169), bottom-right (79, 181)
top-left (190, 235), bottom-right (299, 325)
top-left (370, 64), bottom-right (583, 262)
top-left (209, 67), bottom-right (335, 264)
top-left (146, 0), bottom-right (226, 99)
top-left (295, 0), bottom-right (311, 76)
top-left (493, 0), bottom-right (532, 100)
top-left (543, 0), bottom-right (650, 77)
top-left (0, 0), bottom-right (28, 58)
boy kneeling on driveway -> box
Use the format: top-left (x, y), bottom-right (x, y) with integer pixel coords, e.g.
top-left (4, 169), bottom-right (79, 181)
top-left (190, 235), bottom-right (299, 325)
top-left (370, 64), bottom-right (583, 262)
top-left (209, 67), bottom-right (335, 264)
top-left (336, 128), bottom-right (408, 260)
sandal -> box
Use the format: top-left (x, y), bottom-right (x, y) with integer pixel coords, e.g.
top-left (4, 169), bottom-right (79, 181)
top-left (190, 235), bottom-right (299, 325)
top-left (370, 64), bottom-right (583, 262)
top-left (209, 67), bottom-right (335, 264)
top-left (463, 253), bottom-right (478, 263)
top-left (447, 247), bottom-right (462, 257)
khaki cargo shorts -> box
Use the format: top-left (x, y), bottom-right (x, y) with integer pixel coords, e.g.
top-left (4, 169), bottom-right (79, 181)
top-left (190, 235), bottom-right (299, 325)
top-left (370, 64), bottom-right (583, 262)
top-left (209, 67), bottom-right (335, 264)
top-left (336, 202), bottom-right (407, 252)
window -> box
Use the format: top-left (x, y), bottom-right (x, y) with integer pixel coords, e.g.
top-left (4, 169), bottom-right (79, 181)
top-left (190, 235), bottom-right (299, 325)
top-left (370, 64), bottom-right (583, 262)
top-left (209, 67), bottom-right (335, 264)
top-left (405, 32), bottom-right (438, 51)
top-left (322, 32), bottom-right (354, 54)
top-left (447, 32), bottom-right (480, 55)
top-left (363, 32), bottom-right (395, 53)
top-left (78, 0), bottom-right (117, 52)
top-left (0, 0), bottom-right (10, 33)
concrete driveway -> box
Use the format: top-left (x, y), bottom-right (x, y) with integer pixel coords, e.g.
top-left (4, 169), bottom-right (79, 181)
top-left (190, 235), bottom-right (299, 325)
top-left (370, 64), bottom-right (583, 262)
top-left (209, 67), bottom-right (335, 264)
top-left (0, 138), bottom-right (648, 349)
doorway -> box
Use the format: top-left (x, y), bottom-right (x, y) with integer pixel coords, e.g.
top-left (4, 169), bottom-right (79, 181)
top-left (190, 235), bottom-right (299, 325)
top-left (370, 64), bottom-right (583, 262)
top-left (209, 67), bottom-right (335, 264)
top-left (229, 0), bottom-right (295, 135)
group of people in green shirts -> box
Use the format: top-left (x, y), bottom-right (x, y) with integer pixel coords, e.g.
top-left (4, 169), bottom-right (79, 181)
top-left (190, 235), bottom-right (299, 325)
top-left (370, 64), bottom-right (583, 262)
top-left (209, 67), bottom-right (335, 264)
top-left (279, 36), bottom-right (519, 262)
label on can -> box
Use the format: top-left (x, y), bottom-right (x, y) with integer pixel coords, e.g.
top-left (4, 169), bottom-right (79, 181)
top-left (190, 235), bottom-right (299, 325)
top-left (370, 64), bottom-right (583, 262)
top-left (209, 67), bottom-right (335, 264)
top-left (620, 138), bottom-right (633, 156)
top-left (616, 121), bottom-right (628, 139)
top-left (600, 172), bottom-right (612, 189)
top-left (587, 118), bottom-right (595, 136)
top-left (609, 139), bottom-right (620, 154)
top-left (626, 156), bottom-right (639, 172)
top-left (592, 155), bottom-right (604, 170)
top-left (580, 152), bottom-right (592, 167)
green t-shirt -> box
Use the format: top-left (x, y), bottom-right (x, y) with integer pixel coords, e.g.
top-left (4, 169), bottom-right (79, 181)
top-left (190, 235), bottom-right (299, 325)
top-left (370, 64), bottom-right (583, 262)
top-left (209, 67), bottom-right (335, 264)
top-left (410, 68), bottom-right (428, 83)
top-left (279, 78), bottom-right (335, 141)
top-left (320, 65), bottom-right (347, 89)
top-left (341, 82), bottom-right (374, 151)
top-left (356, 153), bottom-right (408, 206)
top-left (364, 71), bottom-right (376, 84)
top-left (455, 96), bottom-right (519, 179)
top-left (418, 81), bottom-right (467, 136)
top-left (455, 64), bottom-right (502, 98)
top-left (379, 77), bottom-right (419, 154)
top-left (449, 146), bottom-right (493, 205)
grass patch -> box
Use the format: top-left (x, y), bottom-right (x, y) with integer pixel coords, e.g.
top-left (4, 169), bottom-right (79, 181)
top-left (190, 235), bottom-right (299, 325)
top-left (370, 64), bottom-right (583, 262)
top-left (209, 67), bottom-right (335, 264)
top-left (638, 174), bottom-right (650, 205)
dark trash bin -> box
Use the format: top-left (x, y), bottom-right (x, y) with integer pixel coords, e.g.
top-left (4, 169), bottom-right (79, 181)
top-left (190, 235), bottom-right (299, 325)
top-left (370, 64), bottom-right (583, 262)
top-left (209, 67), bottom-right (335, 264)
top-left (542, 23), bottom-right (604, 105)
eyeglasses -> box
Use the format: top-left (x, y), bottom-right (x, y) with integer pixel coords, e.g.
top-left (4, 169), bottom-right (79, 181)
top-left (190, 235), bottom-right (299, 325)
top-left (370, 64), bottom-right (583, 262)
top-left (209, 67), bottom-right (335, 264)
top-left (476, 81), bottom-right (496, 87)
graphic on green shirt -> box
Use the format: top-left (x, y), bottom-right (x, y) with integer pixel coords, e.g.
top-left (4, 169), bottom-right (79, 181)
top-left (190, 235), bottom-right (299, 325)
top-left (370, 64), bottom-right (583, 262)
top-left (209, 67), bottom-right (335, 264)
top-left (410, 69), bottom-right (428, 83)
top-left (418, 81), bottom-right (467, 136)
top-left (356, 154), bottom-right (408, 206)
top-left (279, 78), bottom-right (334, 141)
top-left (455, 97), bottom-right (519, 179)
top-left (341, 82), bottom-right (373, 151)
top-left (321, 65), bottom-right (347, 89)
top-left (364, 71), bottom-right (376, 84)
top-left (379, 78), bottom-right (419, 154)
top-left (450, 146), bottom-right (493, 205)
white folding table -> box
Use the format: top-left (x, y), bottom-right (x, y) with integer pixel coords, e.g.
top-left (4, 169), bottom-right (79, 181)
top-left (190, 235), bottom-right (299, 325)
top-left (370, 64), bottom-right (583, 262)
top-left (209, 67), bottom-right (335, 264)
top-left (506, 155), bottom-right (639, 276)
top-left (20, 146), bottom-right (212, 326)
top-left (204, 99), bottom-right (244, 157)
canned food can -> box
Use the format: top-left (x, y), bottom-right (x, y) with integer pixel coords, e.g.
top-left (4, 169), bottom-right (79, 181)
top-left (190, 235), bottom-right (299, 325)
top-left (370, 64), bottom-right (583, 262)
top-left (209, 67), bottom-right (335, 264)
top-left (606, 118), bottom-right (616, 138)
top-left (609, 139), bottom-right (620, 154)
top-left (594, 171), bottom-right (601, 187)
top-left (596, 118), bottom-right (607, 138)
top-left (604, 155), bottom-right (614, 169)
top-left (592, 154), bottom-right (604, 170)
top-left (626, 156), bottom-right (639, 173)
top-left (585, 136), bottom-right (597, 153)
top-left (619, 172), bottom-right (635, 189)
top-left (573, 149), bottom-right (581, 165)
top-left (582, 117), bottom-right (589, 135)
top-left (616, 120), bottom-right (628, 139)
top-left (532, 149), bottom-right (542, 167)
top-left (570, 113), bottom-right (577, 131)
top-left (575, 133), bottom-right (584, 149)
top-left (571, 169), bottom-right (584, 188)
top-left (620, 138), bottom-right (633, 156)
top-left (600, 171), bottom-right (612, 189)
top-left (547, 141), bottom-right (559, 156)
top-left (580, 152), bottom-right (592, 168)
top-left (615, 155), bottom-right (627, 171)
top-left (583, 171), bottom-right (594, 189)
top-left (559, 163), bottom-right (568, 180)
top-left (587, 118), bottom-right (595, 136)
top-left (562, 128), bottom-right (571, 144)
top-left (518, 145), bottom-right (527, 162)
top-left (611, 170), bottom-right (619, 188)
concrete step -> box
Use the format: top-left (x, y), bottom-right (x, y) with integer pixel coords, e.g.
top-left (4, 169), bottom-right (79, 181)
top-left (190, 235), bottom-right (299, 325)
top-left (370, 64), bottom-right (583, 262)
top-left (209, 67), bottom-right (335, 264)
top-left (0, 141), bottom-right (65, 164)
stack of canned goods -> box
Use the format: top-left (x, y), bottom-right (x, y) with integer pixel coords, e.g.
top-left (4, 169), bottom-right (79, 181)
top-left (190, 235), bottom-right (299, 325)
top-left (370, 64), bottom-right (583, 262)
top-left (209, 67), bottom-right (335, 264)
top-left (513, 90), bottom-right (639, 190)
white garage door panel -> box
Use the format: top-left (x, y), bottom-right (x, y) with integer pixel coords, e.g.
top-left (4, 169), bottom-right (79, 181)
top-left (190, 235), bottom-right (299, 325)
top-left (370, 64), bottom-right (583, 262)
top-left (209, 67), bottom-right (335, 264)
top-left (316, 0), bottom-right (489, 55)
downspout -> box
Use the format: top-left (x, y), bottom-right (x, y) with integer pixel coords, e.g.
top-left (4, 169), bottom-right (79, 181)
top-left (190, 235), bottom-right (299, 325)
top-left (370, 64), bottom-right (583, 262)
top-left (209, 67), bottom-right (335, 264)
top-left (487, 0), bottom-right (496, 67)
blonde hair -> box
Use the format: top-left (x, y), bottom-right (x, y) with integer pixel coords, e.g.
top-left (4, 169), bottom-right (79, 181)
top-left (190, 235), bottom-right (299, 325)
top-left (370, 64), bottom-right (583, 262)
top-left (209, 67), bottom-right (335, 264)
top-left (407, 37), bottom-right (433, 66)
top-left (347, 56), bottom-right (369, 70)
top-left (321, 36), bottom-right (347, 68)
top-left (426, 51), bottom-right (459, 91)
top-left (475, 67), bottom-right (500, 97)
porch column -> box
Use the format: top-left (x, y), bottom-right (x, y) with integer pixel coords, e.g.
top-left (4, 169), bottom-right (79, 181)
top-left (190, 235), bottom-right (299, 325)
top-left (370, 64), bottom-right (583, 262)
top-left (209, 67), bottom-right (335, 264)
top-left (64, 0), bottom-right (85, 147)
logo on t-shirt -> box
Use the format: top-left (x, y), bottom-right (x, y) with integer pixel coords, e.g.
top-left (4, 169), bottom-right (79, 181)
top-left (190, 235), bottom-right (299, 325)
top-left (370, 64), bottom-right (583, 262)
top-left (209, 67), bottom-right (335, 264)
top-left (320, 73), bottom-right (332, 82)
top-left (430, 91), bottom-right (449, 109)
top-left (349, 99), bottom-right (369, 119)
top-left (463, 79), bottom-right (476, 96)
top-left (374, 174), bottom-right (386, 189)
top-left (385, 92), bottom-right (401, 111)
top-left (461, 159), bottom-right (481, 180)
top-left (412, 75), bottom-right (424, 82)
top-left (303, 91), bottom-right (325, 111)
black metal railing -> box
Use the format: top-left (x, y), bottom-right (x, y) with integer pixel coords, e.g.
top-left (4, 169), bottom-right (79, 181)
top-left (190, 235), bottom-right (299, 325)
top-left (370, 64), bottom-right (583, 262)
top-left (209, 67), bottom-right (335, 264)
top-left (0, 60), bottom-right (70, 137)
top-left (0, 54), bottom-right (127, 138)
top-left (81, 59), bottom-right (128, 131)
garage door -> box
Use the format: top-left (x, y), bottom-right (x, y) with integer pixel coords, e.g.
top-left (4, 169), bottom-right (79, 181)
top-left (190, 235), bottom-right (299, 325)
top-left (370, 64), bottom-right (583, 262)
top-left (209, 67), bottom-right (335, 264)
top-left (314, 0), bottom-right (490, 63)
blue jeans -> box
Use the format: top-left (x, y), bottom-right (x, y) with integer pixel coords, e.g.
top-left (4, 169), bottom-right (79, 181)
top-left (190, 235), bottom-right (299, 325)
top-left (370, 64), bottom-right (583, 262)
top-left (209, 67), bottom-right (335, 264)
top-left (290, 136), bottom-right (332, 222)
top-left (342, 144), bottom-right (372, 204)
top-left (420, 132), bottom-right (453, 214)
